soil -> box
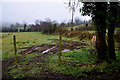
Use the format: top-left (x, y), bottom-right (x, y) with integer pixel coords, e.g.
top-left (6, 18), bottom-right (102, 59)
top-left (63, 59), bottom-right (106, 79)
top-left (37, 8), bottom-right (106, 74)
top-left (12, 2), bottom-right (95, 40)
top-left (2, 39), bottom-right (88, 80)
top-left (19, 39), bottom-right (88, 54)
top-left (2, 53), bottom-right (76, 80)
top-left (2, 39), bottom-right (120, 80)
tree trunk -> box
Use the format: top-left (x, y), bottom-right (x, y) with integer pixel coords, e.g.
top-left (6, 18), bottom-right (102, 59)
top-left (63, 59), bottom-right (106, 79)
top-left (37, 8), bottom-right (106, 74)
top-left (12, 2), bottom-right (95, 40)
top-left (107, 2), bottom-right (118, 60)
top-left (108, 24), bottom-right (116, 60)
top-left (95, 3), bottom-right (108, 61)
top-left (71, 10), bottom-right (74, 31)
top-left (96, 28), bottom-right (107, 60)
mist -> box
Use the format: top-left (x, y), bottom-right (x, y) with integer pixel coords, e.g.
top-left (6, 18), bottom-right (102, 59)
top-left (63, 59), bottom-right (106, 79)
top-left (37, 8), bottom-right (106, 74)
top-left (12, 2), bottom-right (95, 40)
top-left (2, 2), bottom-right (91, 26)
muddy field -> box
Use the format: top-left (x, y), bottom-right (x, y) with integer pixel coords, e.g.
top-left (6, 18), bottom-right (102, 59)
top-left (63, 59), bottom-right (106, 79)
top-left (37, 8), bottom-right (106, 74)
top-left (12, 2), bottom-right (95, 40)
top-left (2, 39), bottom-right (89, 80)
top-left (20, 39), bottom-right (88, 55)
top-left (2, 39), bottom-right (120, 80)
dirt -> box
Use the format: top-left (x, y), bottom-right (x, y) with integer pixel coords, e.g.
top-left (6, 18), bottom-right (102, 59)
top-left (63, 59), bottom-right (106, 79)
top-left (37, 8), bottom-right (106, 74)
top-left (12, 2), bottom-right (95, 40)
top-left (2, 39), bottom-right (120, 80)
top-left (2, 39), bottom-right (88, 80)
top-left (19, 39), bottom-right (88, 54)
top-left (20, 44), bottom-right (56, 54)
top-left (2, 53), bottom-right (77, 80)
top-left (2, 55), bottom-right (26, 80)
top-left (25, 55), bottom-right (76, 80)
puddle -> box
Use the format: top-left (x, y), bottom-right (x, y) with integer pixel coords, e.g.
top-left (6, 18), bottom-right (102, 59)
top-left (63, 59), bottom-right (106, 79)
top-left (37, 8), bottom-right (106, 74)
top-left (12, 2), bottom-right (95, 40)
top-left (42, 46), bottom-right (57, 54)
top-left (61, 49), bottom-right (70, 52)
top-left (20, 39), bottom-right (88, 54)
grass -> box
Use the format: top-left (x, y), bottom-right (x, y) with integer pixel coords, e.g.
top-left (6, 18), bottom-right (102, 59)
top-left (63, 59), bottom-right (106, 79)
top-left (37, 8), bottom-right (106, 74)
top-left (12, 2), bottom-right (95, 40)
top-left (1, 32), bottom-right (58, 60)
top-left (1, 32), bottom-right (82, 60)
top-left (47, 49), bottom-right (97, 77)
top-left (1, 31), bottom-right (120, 79)
top-left (47, 48), bottom-right (120, 77)
top-left (8, 52), bottom-right (42, 78)
top-left (65, 25), bottom-right (81, 31)
top-left (65, 24), bottom-right (92, 31)
top-left (115, 51), bottom-right (120, 60)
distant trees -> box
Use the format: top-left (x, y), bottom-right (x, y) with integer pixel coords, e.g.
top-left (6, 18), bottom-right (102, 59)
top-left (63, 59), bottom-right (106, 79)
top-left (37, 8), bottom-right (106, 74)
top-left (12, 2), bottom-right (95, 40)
top-left (2, 27), bottom-right (18, 32)
top-left (31, 19), bottom-right (57, 34)
top-left (2, 17), bottom-right (91, 32)
top-left (15, 22), bottom-right (22, 28)
top-left (23, 24), bottom-right (27, 32)
top-left (74, 17), bottom-right (83, 26)
top-left (1, 22), bottom-right (29, 32)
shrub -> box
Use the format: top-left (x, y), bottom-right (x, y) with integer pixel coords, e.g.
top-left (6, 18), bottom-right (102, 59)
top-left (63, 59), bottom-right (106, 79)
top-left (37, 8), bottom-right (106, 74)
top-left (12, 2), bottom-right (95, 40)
top-left (78, 32), bottom-right (94, 40)
top-left (2, 27), bottom-right (18, 32)
top-left (39, 22), bottom-right (57, 34)
top-left (65, 31), bottom-right (94, 40)
top-left (66, 31), bottom-right (79, 38)
top-left (55, 27), bottom-right (69, 36)
top-left (114, 30), bottom-right (120, 42)
top-left (76, 25), bottom-right (95, 31)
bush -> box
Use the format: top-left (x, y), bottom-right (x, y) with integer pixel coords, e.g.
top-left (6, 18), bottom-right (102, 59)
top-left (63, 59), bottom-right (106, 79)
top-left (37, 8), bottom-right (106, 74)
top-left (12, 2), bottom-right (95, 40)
top-left (32, 21), bottom-right (57, 34)
top-left (2, 27), bottom-right (18, 32)
top-left (114, 30), bottom-right (120, 42)
top-left (65, 31), bottom-right (94, 40)
top-left (41, 22), bottom-right (57, 34)
top-left (78, 32), bottom-right (94, 40)
top-left (76, 25), bottom-right (95, 31)
top-left (66, 31), bottom-right (79, 38)
top-left (55, 27), bottom-right (69, 36)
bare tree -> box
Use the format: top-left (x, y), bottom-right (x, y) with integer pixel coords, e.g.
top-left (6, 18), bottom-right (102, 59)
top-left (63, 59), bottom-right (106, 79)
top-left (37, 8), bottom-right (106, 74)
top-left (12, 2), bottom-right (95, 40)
top-left (65, 0), bottom-right (79, 31)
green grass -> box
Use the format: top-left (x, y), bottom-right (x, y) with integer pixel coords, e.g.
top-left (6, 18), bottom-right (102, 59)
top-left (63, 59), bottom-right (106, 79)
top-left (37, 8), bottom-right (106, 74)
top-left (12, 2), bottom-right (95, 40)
top-left (65, 24), bottom-right (92, 31)
top-left (1, 32), bottom-right (82, 60)
top-left (8, 52), bottom-right (42, 78)
top-left (1, 32), bottom-right (59, 60)
top-left (65, 25), bottom-right (81, 31)
top-left (2, 31), bottom-right (120, 78)
top-left (116, 51), bottom-right (120, 60)
top-left (47, 49), bottom-right (97, 77)
top-left (48, 48), bottom-right (120, 77)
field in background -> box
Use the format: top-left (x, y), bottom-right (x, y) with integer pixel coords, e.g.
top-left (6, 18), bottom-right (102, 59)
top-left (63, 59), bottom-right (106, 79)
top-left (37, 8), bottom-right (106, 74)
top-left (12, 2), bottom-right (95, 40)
top-left (1, 32), bottom-right (84, 60)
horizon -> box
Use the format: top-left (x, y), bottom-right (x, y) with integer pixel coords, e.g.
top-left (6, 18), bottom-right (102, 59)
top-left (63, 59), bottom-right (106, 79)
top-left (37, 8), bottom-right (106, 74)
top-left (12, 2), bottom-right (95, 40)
top-left (1, 1), bottom-right (91, 27)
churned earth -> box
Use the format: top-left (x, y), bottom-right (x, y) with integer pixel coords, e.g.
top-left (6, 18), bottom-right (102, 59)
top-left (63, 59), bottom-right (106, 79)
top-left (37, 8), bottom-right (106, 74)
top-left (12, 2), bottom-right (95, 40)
top-left (2, 39), bottom-right (120, 80)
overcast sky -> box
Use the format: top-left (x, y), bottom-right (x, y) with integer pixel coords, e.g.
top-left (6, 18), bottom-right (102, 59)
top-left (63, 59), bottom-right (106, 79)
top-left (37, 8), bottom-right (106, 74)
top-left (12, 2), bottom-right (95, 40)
top-left (1, 0), bottom-right (91, 25)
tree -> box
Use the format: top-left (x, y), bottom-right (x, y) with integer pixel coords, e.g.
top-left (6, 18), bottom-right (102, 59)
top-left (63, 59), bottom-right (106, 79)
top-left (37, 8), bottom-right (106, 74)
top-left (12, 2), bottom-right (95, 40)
top-left (107, 2), bottom-right (119, 60)
top-left (24, 24), bottom-right (27, 32)
top-left (35, 20), bottom-right (40, 25)
top-left (81, 2), bottom-right (119, 61)
top-left (81, 2), bottom-right (108, 61)
top-left (74, 17), bottom-right (83, 25)
top-left (10, 24), bottom-right (16, 32)
top-left (94, 3), bottom-right (108, 60)
top-left (65, 0), bottom-right (78, 31)
top-left (15, 22), bottom-right (21, 28)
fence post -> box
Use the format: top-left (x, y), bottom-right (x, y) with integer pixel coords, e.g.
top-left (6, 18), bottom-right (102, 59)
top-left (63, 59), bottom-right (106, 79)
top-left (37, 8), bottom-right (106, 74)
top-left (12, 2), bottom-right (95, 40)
top-left (58, 35), bottom-right (62, 66)
top-left (13, 35), bottom-right (18, 67)
top-left (90, 41), bottom-right (92, 49)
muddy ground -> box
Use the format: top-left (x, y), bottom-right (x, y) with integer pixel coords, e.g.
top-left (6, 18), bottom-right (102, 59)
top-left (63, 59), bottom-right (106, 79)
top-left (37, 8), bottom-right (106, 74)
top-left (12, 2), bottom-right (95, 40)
top-left (2, 39), bottom-right (120, 80)
top-left (19, 39), bottom-right (88, 55)
top-left (2, 39), bottom-right (89, 80)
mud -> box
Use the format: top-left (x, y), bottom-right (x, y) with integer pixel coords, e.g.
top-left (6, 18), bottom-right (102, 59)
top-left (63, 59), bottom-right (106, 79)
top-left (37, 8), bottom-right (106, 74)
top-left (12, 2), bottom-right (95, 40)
top-left (2, 53), bottom-right (76, 80)
top-left (2, 39), bottom-right (89, 80)
top-left (3, 39), bottom-right (119, 80)
top-left (20, 39), bottom-right (88, 54)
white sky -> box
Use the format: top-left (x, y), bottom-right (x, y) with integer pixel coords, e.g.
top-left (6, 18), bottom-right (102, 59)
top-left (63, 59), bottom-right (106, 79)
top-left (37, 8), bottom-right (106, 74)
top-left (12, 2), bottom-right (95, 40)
top-left (1, 0), bottom-right (91, 24)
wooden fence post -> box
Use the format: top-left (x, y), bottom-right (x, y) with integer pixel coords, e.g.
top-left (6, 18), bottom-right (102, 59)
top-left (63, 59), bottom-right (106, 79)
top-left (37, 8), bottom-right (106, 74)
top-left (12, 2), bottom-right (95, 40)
top-left (90, 41), bottom-right (92, 49)
top-left (13, 35), bottom-right (18, 67)
top-left (58, 35), bottom-right (62, 66)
